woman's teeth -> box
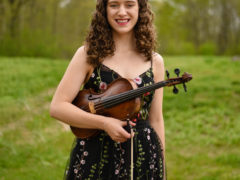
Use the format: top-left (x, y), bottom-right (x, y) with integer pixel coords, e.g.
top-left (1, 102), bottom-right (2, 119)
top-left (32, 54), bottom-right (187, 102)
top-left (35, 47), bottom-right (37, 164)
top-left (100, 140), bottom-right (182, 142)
top-left (116, 19), bottom-right (129, 23)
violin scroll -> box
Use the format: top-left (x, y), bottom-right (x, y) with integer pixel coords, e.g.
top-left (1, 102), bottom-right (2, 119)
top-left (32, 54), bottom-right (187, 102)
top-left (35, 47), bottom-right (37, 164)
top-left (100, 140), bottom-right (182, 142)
top-left (166, 69), bottom-right (193, 93)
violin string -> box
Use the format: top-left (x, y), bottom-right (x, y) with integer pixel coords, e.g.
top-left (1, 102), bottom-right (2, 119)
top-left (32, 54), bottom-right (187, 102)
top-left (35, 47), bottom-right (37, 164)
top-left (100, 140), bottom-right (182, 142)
top-left (94, 85), bottom-right (152, 110)
top-left (77, 78), bottom-right (179, 113)
top-left (74, 81), bottom-right (165, 112)
top-left (81, 105), bottom-right (89, 111)
top-left (94, 81), bottom-right (169, 111)
top-left (94, 81), bottom-right (167, 111)
top-left (97, 82), bottom-right (159, 106)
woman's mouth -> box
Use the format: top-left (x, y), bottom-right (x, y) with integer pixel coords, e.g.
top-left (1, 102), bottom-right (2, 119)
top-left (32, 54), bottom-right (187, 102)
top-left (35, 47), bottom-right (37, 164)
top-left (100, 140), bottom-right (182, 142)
top-left (115, 19), bottom-right (130, 26)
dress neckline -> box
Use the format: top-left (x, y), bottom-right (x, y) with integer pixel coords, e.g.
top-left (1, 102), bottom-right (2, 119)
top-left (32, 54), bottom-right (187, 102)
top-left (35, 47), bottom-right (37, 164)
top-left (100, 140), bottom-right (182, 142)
top-left (101, 63), bottom-right (153, 80)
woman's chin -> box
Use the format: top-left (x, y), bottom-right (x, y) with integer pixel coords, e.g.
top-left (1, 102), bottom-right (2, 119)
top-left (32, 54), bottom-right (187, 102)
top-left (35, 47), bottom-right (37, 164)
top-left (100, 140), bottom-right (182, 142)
top-left (112, 28), bottom-right (134, 35)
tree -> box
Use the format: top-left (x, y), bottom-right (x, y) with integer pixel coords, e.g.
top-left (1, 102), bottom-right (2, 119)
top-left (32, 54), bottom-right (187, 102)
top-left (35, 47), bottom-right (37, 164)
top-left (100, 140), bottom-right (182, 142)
top-left (0, 0), bottom-right (5, 38)
top-left (7, 0), bottom-right (30, 37)
top-left (217, 0), bottom-right (232, 54)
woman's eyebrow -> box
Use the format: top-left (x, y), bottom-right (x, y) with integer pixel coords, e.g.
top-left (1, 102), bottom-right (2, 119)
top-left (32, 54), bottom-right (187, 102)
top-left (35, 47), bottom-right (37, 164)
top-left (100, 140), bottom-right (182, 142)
top-left (125, 0), bottom-right (137, 3)
top-left (108, 0), bottom-right (136, 3)
top-left (108, 0), bottom-right (118, 3)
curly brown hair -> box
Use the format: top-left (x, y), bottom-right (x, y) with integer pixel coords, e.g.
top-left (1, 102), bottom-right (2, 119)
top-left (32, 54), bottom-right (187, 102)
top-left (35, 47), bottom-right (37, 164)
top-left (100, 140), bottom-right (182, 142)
top-left (85, 0), bottom-right (156, 66)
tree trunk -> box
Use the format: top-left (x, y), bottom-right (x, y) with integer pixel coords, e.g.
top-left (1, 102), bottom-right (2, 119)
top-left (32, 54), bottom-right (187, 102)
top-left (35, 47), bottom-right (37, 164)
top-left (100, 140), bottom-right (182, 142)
top-left (0, 0), bottom-right (5, 38)
top-left (8, 0), bottom-right (29, 37)
top-left (217, 0), bottom-right (231, 54)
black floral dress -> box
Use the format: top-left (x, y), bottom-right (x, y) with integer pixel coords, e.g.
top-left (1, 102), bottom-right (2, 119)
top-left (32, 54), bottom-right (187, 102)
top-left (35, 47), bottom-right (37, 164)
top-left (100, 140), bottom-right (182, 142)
top-left (64, 63), bottom-right (165, 180)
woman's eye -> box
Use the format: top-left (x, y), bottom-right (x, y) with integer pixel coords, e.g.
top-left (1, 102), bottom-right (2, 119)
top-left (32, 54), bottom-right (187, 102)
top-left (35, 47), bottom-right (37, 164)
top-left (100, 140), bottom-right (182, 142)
top-left (126, 4), bottom-right (134, 8)
top-left (110, 4), bottom-right (118, 8)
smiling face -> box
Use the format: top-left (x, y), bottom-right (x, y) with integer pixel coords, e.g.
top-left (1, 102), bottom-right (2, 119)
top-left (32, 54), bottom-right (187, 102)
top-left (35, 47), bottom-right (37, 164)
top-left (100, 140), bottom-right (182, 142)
top-left (107, 0), bottom-right (139, 35)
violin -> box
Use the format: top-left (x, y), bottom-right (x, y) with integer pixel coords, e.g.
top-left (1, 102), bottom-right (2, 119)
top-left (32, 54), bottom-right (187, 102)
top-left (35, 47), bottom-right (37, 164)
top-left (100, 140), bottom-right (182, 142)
top-left (71, 69), bottom-right (192, 138)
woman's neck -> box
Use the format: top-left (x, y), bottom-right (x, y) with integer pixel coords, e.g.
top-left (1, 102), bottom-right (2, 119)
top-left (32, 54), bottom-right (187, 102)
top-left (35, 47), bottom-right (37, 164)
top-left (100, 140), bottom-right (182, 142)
top-left (112, 31), bottom-right (136, 53)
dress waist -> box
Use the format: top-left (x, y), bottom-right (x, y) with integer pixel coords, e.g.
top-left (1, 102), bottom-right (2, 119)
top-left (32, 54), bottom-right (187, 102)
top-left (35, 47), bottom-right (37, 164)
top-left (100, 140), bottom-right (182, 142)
top-left (135, 120), bottom-right (150, 129)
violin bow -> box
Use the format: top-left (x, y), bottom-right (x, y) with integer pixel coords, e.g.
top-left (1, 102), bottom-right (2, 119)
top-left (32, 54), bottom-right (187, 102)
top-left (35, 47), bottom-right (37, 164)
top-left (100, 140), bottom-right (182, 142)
top-left (131, 125), bottom-right (134, 180)
top-left (128, 68), bottom-right (192, 180)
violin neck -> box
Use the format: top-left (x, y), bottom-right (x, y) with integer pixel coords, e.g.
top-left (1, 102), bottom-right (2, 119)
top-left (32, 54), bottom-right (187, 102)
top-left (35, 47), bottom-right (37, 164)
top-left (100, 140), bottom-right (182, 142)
top-left (100, 80), bottom-right (171, 108)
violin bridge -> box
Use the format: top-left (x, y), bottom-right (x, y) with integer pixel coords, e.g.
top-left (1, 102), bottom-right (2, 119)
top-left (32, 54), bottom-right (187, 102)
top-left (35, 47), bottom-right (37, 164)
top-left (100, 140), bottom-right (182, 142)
top-left (89, 101), bottom-right (96, 114)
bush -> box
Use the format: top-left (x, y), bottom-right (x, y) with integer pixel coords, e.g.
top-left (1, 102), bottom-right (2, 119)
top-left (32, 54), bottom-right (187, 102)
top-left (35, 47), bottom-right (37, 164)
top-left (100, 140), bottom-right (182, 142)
top-left (0, 30), bottom-right (60, 58)
top-left (198, 42), bottom-right (217, 55)
top-left (159, 40), bottom-right (196, 55)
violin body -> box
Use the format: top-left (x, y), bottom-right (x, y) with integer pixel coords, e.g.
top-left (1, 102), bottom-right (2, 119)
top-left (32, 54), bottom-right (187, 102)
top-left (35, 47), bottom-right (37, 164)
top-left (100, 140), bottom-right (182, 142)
top-left (71, 78), bottom-right (141, 138)
top-left (71, 70), bottom-right (193, 138)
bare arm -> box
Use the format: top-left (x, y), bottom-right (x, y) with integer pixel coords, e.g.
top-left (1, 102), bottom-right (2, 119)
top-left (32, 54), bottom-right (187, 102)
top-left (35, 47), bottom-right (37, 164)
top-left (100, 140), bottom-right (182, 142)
top-left (49, 46), bottom-right (133, 142)
top-left (149, 53), bottom-right (165, 151)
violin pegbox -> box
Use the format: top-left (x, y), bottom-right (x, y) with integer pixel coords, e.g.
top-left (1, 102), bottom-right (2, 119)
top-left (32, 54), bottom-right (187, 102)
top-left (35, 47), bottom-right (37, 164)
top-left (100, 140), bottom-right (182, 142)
top-left (166, 68), bottom-right (192, 94)
top-left (166, 70), bottom-right (170, 79)
top-left (174, 68), bottom-right (180, 77)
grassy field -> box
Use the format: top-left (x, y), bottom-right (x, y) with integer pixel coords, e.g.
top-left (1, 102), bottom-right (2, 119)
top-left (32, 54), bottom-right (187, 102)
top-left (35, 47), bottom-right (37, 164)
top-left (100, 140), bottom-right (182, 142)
top-left (0, 56), bottom-right (239, 180)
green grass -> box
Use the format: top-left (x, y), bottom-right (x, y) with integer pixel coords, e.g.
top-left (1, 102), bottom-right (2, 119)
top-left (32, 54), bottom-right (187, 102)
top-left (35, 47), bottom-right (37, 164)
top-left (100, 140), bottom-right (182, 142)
top-left (0, 56), bottom-right (240, 180)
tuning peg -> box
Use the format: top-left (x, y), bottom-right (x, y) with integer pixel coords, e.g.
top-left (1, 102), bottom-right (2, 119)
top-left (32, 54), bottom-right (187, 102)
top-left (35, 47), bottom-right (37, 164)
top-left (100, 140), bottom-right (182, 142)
top-left (166, 70), bottom-right (170, 79)
top-left (173, 85), bottom-right (179, 94)
top-left (183, 83), bottom-right (187, 92)
top-left (174, 68), bottom-right (180, 77)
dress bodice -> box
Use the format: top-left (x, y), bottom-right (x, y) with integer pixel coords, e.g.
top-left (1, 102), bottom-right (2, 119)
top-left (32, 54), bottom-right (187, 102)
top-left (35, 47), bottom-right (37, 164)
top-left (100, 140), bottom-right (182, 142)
top-left (83, 63), bottom-right (155, 121)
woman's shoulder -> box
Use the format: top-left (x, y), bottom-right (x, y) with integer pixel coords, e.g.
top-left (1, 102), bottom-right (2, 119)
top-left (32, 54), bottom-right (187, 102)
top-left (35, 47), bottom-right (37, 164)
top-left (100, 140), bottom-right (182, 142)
top-left (67, 46), bottom-right (93, 80)
top-left (71, 46), bottom-right (91, 67)
top-left (151, 52), bottom-right (165, 81)
top-left (74, 46), bottom-right (87, 59)
top-left (152, 52), bottom-right (164, 67)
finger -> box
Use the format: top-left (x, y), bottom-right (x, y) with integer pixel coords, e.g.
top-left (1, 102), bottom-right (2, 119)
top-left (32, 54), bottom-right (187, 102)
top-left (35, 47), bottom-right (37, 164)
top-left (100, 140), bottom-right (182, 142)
top-left (121, 121), bottom-right (136, 127)
top-left (118, 138), bottom-right (128, 143)
top-left (121, 121), bottom-right (128, 126)
top-left (120, 128), bottom-right (131, 139)
top-left (121, 138), bottom-right (128, 143)
top-left (129, 121), bottom-right (136, 126)
top-left (114, 138), bottom-right (127, 143)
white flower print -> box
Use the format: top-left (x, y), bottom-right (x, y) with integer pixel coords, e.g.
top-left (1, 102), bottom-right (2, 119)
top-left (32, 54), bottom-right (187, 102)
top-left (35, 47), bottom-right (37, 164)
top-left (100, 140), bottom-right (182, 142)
top-left (134, 76), bottom-right (142, 85)
top-left (91, 72), bottom-right (95, 78)
top-left (74, 169), bottom-right (78, 174)
top-left (99, 81), bottom-right (107, 90)
top-left (150, 164), bottom-right (154, 169)
top-left (80, 141), bottom-right (85, 146)
top-left (83, 151), bottom-right (88, 156)
top-left (80, 160), bottom-right (85, 164)
top-left (115, 169), bottom-right (119, 175)
top-left (147, 135), bottom-right (150, 140)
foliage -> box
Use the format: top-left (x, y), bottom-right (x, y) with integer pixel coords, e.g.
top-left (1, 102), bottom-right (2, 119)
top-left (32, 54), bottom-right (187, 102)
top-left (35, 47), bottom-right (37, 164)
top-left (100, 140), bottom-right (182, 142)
top-left (0, 0), bottom-right (240, 58)
top-left (198, 42), bottom-right (217, 55)
top-left (154, 0), bottom-right (240, 55)
top-left (0, 56), bottom-right (240, 179)
top-left (0, 0), bottom-right (95, 58)
top-left (0, 29), bottom-right (59, 58)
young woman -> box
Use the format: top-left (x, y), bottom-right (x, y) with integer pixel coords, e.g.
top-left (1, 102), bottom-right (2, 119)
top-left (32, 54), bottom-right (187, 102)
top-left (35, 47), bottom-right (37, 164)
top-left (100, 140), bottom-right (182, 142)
top-left (50, 0), bottom-right (166, 179)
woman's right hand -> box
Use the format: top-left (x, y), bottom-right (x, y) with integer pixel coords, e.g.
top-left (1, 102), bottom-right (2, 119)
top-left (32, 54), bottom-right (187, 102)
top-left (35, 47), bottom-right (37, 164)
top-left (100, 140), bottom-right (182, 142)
top-left (103, 118), bottom-right (135, 143)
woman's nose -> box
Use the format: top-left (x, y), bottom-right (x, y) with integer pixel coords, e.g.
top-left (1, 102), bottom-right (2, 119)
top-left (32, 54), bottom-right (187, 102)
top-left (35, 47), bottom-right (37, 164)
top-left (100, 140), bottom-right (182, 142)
top-left (118, 5), bottom-right (127, 16)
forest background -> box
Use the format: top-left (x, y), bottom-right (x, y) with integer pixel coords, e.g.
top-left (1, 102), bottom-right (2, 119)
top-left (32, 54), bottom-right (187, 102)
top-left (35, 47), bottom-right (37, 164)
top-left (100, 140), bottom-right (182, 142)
top-left (0, 0), bottom-right (240, 179)
top-left (0, 0), bottom-right (240, 57)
